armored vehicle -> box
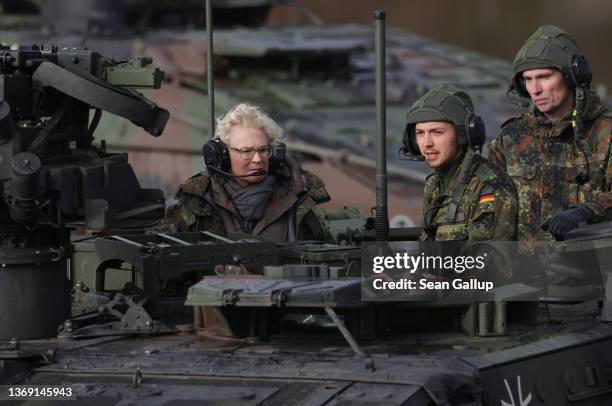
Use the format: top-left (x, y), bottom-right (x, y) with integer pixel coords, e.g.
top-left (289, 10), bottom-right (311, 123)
top-left (2, 5), bottom-right (612, 406)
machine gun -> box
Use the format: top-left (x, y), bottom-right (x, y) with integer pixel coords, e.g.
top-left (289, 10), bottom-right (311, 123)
top-left (0, 44), bottom-right (169, 340)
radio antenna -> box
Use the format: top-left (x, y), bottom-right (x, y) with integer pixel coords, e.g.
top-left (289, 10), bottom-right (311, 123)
top-left (374, 10), bottom-right (389, 242)
top-left (205, 0), bottom-right (215, 138)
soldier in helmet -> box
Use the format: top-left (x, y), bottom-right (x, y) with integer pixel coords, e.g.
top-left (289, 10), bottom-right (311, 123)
top-left (402, 84), bottom-right (518, 241)
top-left (488, 25), bottom-right (612, 241)
top-left (165, 103), bottom-right (332, 242)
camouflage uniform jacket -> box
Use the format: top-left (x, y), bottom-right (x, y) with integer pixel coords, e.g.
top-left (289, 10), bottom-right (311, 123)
top-left (487, 91), bottom-right (612, 241)
top-left (422, 151), bottom-right (518, 241)
top-left (164, 156), bottom-right (331, 242)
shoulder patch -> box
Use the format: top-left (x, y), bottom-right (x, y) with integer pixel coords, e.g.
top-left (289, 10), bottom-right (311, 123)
top-left (303, 170), bottom-right (325, 189)
top-left (176, 174), bottom-right (211, 197)
top-left (479, 193), bottom-right (496, 204)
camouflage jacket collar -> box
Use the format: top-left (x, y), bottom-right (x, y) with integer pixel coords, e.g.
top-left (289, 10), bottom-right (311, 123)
top-left (429, 150), bottom-right (478, 203)
top-left (435, 151), bottom-right (466, 193)
top-left (579, 90), bottom-right (607, 122)
top-left (530, 90), bottom-right (607, 136)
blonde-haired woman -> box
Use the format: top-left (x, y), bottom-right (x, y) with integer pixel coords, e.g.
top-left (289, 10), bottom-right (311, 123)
top-left (165, 103), bottom-right (331, 242)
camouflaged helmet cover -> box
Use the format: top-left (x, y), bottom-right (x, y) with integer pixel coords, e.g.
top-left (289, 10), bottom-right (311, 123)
top-left (513, 25), bottom-right (583, 76)
top-left (405, 84), bottom-right (475, 128)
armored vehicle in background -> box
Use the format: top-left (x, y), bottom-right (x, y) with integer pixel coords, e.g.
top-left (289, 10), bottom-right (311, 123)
top-left (0, 0), bottom-right (527, 226)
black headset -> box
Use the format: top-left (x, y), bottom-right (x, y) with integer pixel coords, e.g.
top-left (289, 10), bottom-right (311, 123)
top-left (401, 111), bottom-right (486, 158)
top-left (202, 137), bottom-right (286, 177)
top-left (512, 54), bottom-right (592, 99)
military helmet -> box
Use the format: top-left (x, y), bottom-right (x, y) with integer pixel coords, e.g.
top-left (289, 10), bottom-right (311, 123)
top-left (512, 25), bottom-right (592, 97)
top-left (401, 84), bottom-right (485, 159)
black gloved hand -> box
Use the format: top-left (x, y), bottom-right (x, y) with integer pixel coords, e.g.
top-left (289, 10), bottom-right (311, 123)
top-left (541, 204), bottom-right (595, 240)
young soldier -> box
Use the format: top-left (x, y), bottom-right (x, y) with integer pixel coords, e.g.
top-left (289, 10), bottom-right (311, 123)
top-left (488, 25), bottom-right (612, 241)
top-left (402, 84), bottom-right (518, 241)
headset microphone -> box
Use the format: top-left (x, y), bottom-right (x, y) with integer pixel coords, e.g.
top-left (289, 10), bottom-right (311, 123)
top-left (202, 164), bottom-right (267, 178)
top-left (398, 146), bottom-right (425, 161)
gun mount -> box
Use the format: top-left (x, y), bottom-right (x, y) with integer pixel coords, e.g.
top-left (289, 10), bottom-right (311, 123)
top-left (0, 225), bottom-right (607, 404)
top-left (0, 44), bottom-right (169, 340)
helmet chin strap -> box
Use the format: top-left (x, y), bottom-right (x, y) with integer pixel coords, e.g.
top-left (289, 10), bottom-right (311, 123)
top-left (573, 86), bottom-right (591, 187)
top-left (572, 87), bottom-right (587, 140)
top-left (445, 149), bottom-right (476, 223)
top-left (398, 146), bottom-right (425, 161)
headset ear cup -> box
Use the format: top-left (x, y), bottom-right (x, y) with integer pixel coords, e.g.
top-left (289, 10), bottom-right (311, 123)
top-left (467, 115), bottom-right (486, 150)
top-left (571, 54), bottom-right (592, 87)
top-left (456, 125), bottom-right (468, 149)
top-left (513, 74), bottom-right (529, 98)
top-left (218, 140), bottom-right (230, 172)
top-left (269, 142), bottom-right (286, 174)
top-left (410, 130), bottom-right (420, 156)
top-left (402, 124), bottom-right (421, 156)
top-left (202, 138), bottom-right (230, 173)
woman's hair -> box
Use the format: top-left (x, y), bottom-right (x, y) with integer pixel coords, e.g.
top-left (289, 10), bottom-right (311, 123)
top-left (215, 103), bottom-right (283, 145)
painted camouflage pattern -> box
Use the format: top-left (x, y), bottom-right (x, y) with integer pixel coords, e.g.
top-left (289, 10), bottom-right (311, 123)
top-left (1, 22), bottom-right (534, 225)
top-left (422, 153), bottom-right (518, 241)
top-left (163, 156), bottom-right (332, 242)
top-left (487, 91), bottom-right (612, 241)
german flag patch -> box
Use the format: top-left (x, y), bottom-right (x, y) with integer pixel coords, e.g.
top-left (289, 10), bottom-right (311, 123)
top-left (479, 194), bottom-right (495, 204)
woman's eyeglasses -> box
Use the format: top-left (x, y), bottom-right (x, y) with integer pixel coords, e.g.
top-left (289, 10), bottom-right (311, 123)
top-left (229, 145), bottom-right (273, 160)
